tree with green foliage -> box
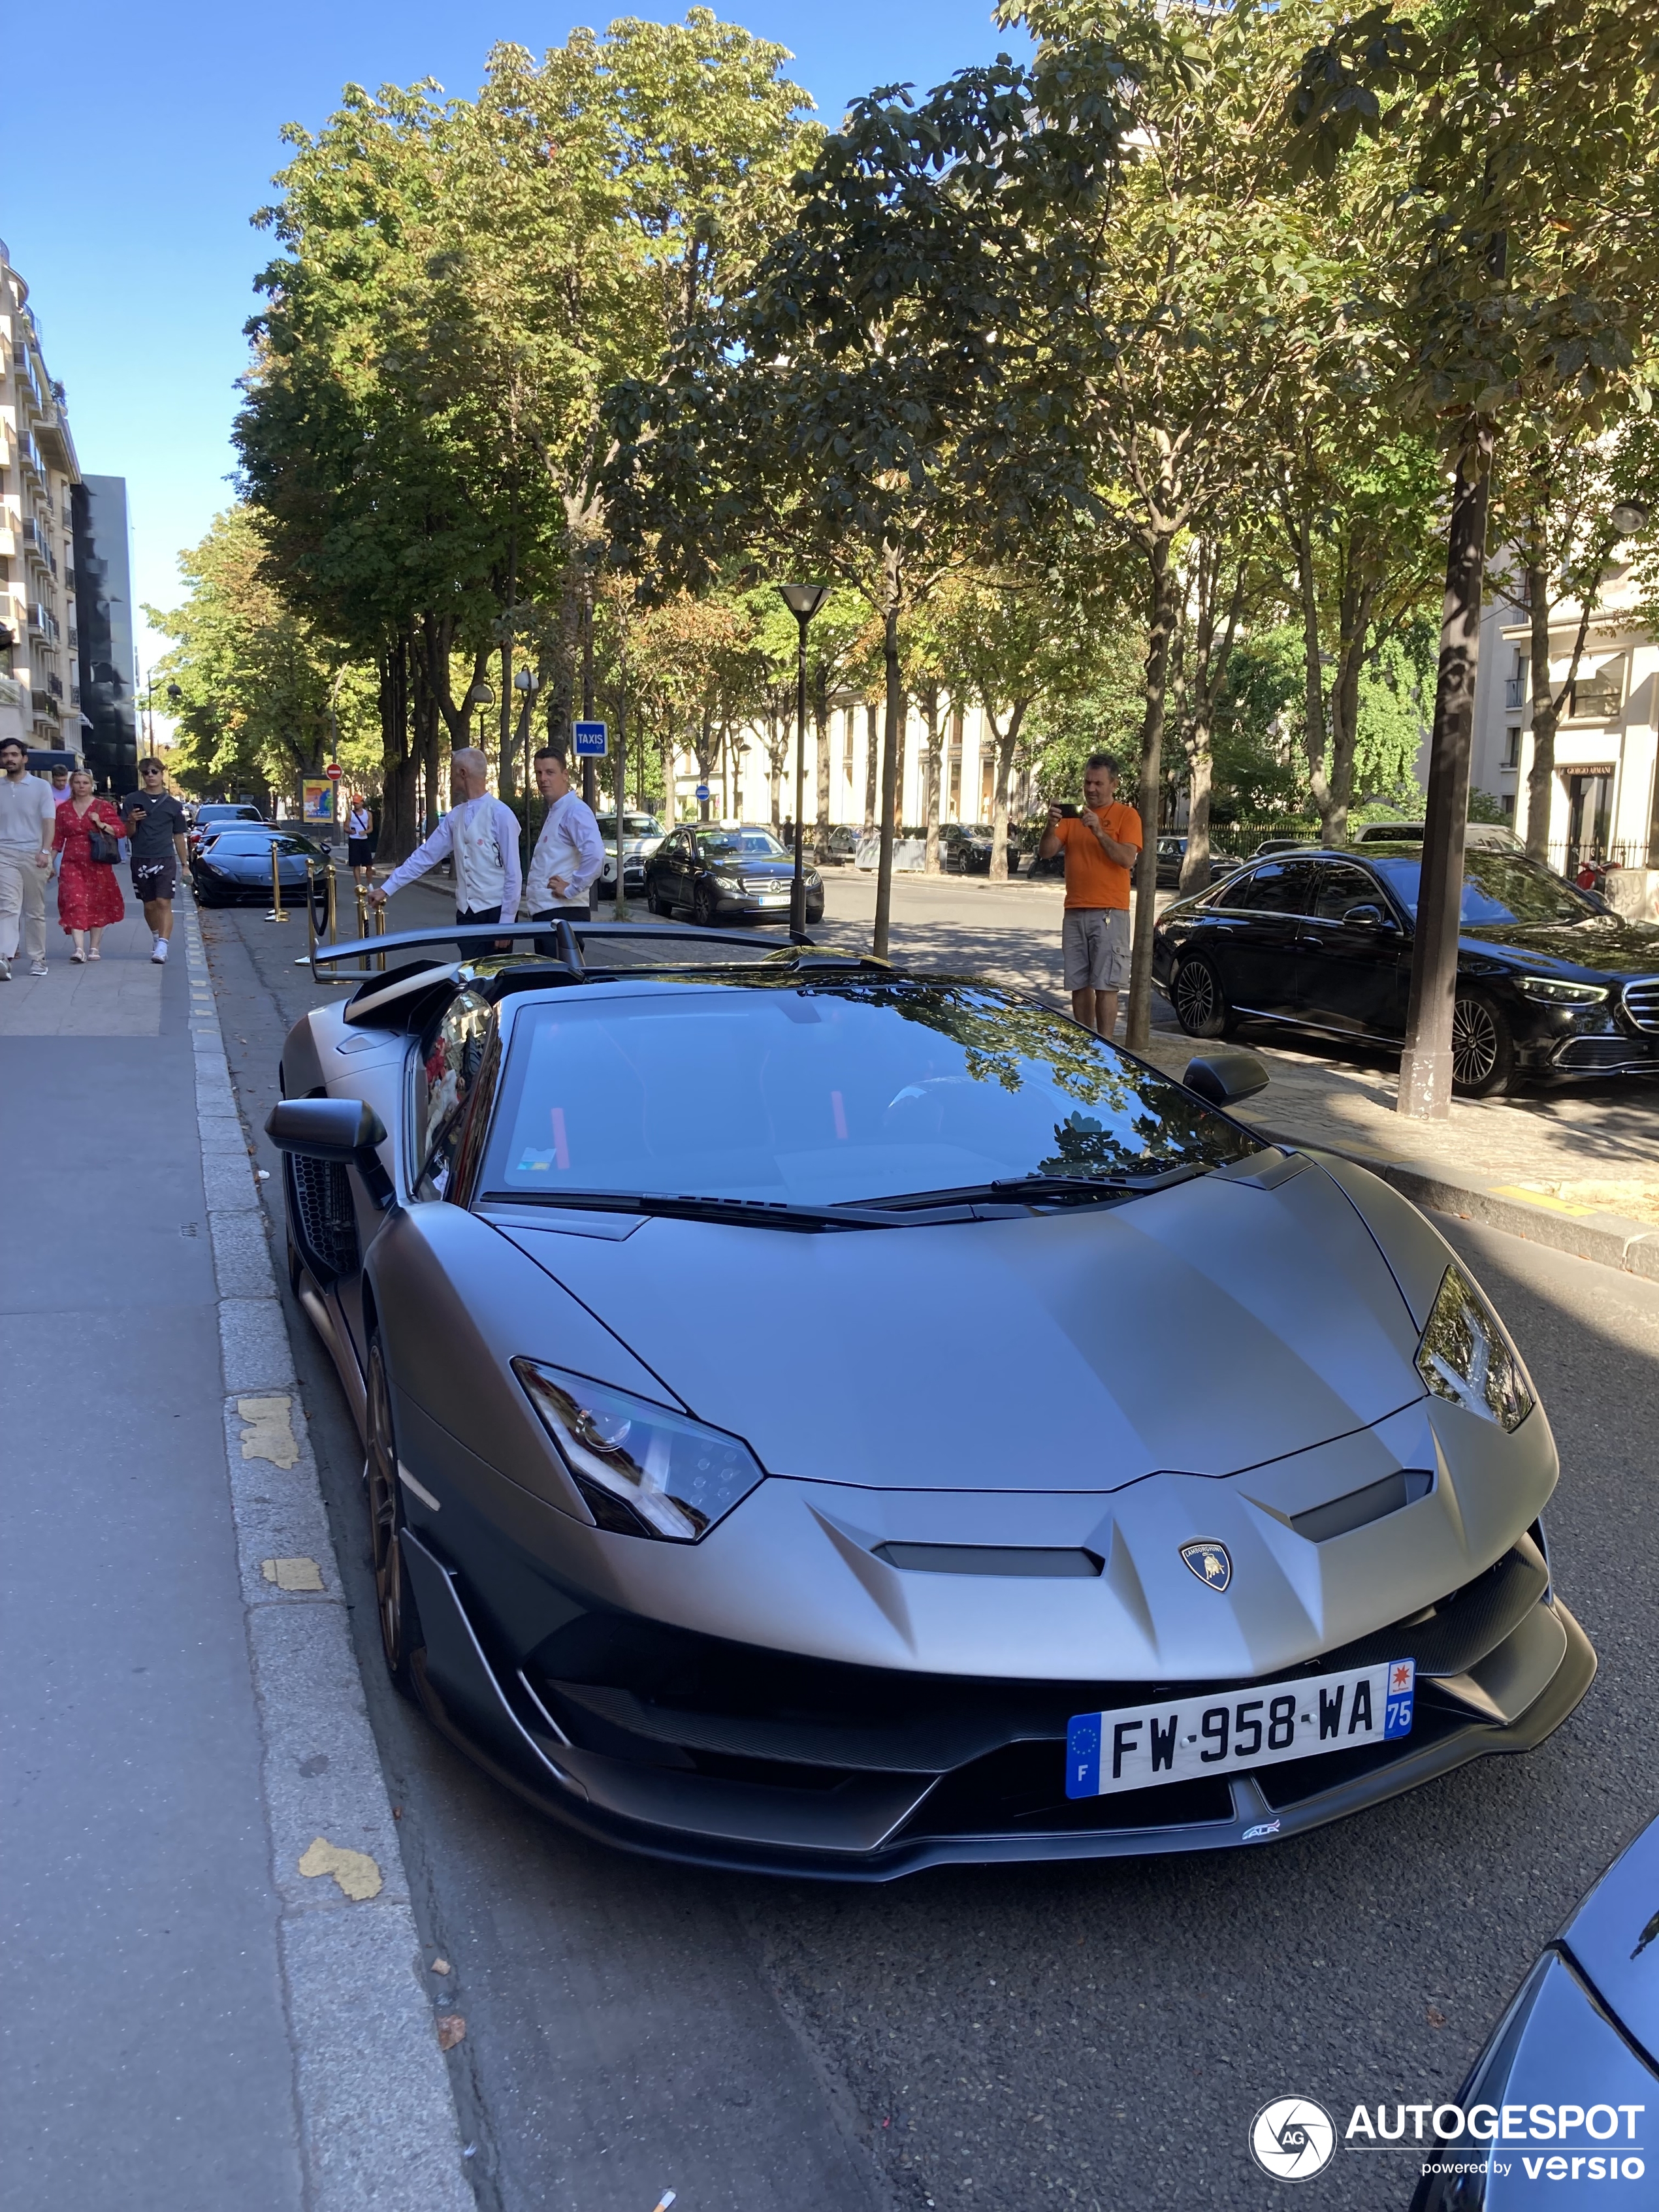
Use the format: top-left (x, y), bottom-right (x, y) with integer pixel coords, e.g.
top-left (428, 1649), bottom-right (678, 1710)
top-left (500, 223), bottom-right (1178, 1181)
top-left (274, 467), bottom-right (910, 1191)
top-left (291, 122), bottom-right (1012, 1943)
top-left (1289, 0), bottom-right (1659, 1112)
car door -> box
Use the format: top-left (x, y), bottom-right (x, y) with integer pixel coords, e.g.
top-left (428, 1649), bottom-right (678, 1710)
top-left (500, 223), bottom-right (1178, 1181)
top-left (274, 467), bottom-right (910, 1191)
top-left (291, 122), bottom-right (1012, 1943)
top-left (1210, 858), bottom-right (1319, 1018)
top-left (1297, 860), bottom-right (1410, 1037)
top-left (665, 831), bottom-right (695, 906)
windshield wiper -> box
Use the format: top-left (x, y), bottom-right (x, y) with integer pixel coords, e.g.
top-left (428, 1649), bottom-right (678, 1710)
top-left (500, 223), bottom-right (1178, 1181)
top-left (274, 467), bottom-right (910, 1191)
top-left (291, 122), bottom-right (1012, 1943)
top-left (863, 1163), bottom-right (1209, 1211)
top-left (483, 1188), bottom-right (895, 1230)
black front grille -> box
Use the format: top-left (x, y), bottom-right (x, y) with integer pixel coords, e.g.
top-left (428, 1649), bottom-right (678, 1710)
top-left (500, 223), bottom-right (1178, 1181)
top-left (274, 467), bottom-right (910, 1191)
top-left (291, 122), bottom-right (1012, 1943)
top-left (287, 1153), bottom-right (359, 1280)
top-left (1622, 978), bottom-right (1659, 1034)
top-left (1556, 1034), bottom-right (1657, 1070)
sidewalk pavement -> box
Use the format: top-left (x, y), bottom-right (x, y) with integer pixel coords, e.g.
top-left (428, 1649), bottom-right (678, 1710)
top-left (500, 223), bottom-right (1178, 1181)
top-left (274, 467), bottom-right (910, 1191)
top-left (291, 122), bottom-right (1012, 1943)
top-left (1, 888), bottom-right (470, 2212)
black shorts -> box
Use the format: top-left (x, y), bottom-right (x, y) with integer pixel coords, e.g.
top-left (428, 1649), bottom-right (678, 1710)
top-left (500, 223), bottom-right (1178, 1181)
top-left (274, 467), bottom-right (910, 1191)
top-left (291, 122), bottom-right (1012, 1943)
top-left (132, 856), bottom-right (177, 904)
top-left (347, 839), bottom-right (373, 867)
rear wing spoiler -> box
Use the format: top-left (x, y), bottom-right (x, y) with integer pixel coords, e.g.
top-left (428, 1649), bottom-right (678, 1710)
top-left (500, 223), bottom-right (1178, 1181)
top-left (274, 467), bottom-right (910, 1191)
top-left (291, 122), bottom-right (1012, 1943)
top-left (308, 919), bottom-right (813, 993)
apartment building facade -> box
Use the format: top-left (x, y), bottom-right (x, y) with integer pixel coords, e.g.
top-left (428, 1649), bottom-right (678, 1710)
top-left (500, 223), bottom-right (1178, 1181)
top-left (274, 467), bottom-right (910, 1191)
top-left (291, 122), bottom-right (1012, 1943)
top-left (0, 240), bottom-right (137, 790)
top-left (1470, 561), bottom-right (1659, 878)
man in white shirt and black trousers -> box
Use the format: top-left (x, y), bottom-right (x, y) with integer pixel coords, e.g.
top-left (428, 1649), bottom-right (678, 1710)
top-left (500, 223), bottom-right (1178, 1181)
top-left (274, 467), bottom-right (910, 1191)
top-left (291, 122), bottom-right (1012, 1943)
top-left (526, 744), bottom-right (604, 949)
top-left (370, 747), bottom-right (521, 942)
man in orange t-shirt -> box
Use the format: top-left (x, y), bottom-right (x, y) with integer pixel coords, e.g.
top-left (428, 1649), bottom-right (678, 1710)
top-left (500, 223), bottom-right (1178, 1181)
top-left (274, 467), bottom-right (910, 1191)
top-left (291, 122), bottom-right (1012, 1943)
top-left (1037, 752), bottom-right (1143, 1036)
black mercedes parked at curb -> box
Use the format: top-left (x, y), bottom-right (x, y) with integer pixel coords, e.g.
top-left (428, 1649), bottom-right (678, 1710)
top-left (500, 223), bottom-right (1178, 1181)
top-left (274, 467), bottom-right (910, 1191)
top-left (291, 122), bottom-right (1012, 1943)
top-left (263, 921), bottom-right (1591, 1878)
top-left (643, 823), bottom-right (824, 925)
top-left (1154, 841), bottom-right (1659, 1095)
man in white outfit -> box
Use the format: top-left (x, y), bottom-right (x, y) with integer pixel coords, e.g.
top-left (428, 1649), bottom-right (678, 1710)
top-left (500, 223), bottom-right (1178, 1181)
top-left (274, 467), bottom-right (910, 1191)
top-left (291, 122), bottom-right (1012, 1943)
top-left (370, 747), bottom-right (521, 937)
top-left (0, 736), bottom-right (58, 980)
top-left (526, 745), bottom-right (604, 935)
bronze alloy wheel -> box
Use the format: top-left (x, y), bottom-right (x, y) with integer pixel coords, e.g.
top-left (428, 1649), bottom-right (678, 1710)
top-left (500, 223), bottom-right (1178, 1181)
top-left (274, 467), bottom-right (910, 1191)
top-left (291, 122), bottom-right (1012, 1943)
top-left (1451, 993), bottom-right (1515, 1097)
top-left (366, 1336), bottom-right (420, 1691)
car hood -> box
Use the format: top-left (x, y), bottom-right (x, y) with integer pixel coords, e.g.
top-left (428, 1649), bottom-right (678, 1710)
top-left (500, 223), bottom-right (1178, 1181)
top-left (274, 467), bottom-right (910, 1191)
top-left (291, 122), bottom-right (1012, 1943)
top-left (1462, 916), bottom-right (1659, 978)
top-left (496, 1157), bottom-right (1428, 1490)
top-left (1560, 1812), bottom-right (1659, 2068)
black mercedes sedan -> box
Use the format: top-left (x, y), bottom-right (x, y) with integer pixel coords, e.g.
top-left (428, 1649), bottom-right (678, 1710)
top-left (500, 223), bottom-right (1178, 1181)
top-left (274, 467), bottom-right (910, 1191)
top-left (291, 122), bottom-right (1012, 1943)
top-left (643, 824), bottom-right (825, 925)
top-left (1153, 842), bottom-right (1659, 1095)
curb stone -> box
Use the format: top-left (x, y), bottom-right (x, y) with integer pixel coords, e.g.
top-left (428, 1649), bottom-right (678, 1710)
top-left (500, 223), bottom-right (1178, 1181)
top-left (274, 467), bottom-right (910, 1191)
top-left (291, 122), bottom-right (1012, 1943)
top-left (180, 896), bottom-right (474, 2212)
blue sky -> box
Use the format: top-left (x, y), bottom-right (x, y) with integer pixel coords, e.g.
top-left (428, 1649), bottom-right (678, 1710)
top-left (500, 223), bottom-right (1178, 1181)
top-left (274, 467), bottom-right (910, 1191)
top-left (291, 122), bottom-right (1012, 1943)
top-left (1, 1), bottom-right (1024, 680)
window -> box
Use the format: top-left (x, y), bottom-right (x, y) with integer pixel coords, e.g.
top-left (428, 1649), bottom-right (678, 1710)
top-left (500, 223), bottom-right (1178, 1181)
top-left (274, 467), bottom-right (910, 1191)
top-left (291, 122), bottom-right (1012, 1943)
top-left (1568, 662), bottom-right (1624, 720)
top-left (1370, 852), bottom-right (1598, 929)
top-left (1503, 726), bottom-right (1521, 768)
top-left (1226, 859), bottom-right (1319, 914)
top-left (415, 989), bottom-right (494, 1199)
top-left (1310, 862), bottom-right (1382, 922)
top-left (481, 982), bottom-right (1260, 1209)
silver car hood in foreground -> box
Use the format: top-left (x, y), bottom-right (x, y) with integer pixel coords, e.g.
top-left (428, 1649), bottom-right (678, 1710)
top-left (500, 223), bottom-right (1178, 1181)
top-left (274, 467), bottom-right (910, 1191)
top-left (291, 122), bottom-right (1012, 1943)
top-left (498, 1160), bottom-right (1427, 1490)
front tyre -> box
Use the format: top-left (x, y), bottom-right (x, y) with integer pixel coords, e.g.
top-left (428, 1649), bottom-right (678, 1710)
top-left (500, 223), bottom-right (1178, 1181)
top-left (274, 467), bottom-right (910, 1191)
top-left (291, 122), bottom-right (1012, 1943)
top-left (693, 881), bottom-right (720, 928)
top-left (1451, 992), bottom-right (1516, 1097)
top-left (366, 1334), bottom-right (423, 1696)
top-left (1172, 952), bottom-right (1232, 1040)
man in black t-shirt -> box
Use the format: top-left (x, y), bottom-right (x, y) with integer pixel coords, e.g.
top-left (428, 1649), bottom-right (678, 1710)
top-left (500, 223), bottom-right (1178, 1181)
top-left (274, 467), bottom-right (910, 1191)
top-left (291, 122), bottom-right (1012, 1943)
top-left (121, 759), bottom-right (189, 963)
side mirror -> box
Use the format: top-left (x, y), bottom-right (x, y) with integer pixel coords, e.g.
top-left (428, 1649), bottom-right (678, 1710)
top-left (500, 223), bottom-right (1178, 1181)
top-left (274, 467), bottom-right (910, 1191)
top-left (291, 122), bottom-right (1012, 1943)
top-left (266, 1097), bottom-right (395, 1209)
top-left (1342, 903), bottom-right (1389, 931)
top-left (1184, 1051), bottom-right (1269, 1108)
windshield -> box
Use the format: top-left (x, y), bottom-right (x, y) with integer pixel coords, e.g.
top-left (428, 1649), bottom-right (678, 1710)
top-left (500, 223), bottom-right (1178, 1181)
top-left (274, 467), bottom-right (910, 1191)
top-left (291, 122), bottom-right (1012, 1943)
top-left (597, 815), bottom-right (660, 838)
top-left (1370, 851), bottom-right (1600, 928)
top-left (696, 829), bottom-right (787, 860)
top-left (482, 981), bottom-right (1258, 1208)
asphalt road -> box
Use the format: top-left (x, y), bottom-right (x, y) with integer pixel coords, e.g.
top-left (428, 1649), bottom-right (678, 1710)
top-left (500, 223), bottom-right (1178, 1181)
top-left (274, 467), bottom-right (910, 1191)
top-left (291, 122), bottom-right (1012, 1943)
top-left (201, 873), bottom-right (1659, 2212)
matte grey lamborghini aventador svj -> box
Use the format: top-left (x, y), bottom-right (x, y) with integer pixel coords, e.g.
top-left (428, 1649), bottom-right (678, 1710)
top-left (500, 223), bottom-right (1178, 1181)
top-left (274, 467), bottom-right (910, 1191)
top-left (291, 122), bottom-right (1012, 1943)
top-left (268, 921), bottom-right (1593, 1878)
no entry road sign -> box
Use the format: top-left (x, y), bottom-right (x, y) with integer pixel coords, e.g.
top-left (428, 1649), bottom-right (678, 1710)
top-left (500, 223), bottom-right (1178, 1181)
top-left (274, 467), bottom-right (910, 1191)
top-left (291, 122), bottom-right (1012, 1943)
top-left (324, 761), bottom-right (344, 779)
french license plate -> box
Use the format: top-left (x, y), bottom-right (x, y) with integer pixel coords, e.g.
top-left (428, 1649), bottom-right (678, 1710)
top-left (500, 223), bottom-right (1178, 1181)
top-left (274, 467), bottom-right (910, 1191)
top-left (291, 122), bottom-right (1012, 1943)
top-left (1066, 1658), bottom-right (1415, 1799)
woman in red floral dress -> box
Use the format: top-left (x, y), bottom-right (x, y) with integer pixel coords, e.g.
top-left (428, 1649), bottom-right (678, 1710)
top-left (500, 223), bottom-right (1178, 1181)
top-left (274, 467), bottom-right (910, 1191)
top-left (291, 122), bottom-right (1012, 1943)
top-left (54, 771), bottom-right (127, 960)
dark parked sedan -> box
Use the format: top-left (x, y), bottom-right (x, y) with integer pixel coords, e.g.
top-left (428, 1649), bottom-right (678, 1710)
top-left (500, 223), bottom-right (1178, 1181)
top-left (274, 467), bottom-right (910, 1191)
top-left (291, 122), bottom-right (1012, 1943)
top-left (1154, 837), bottom-right (1242, 889)
top-left (644, 824), bottom-right (824, 925)
top-left (1153, 842), bottom-right (1659, 1095)
top-left (192, 829), bottom-right (330, 907)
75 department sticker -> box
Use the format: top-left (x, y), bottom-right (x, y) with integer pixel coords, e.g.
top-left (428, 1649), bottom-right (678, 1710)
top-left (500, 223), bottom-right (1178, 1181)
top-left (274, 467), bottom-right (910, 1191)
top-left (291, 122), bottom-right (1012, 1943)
top-left (1249, 2096), bottom-right (1336, 2183)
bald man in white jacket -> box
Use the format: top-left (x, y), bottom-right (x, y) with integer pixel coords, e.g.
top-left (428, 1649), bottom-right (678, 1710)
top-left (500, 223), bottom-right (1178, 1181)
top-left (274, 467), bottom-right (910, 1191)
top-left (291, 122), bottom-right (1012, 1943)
top-left (370, 748), bottom-right (521, 933)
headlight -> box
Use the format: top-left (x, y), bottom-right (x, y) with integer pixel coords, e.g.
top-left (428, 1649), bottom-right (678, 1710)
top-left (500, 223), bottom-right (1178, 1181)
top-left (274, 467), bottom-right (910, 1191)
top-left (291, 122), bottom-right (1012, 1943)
top-left (1415, 1265), bottom-right (1534, 1431)
top-left (713, 871), bottom-right (742, 890)
top-left (511, 1358), bottom-right (765, 1540)
top-left (1517, 976), bottom-right (1607, 1004)
top-left (806, 869), bottom-right (821, 887)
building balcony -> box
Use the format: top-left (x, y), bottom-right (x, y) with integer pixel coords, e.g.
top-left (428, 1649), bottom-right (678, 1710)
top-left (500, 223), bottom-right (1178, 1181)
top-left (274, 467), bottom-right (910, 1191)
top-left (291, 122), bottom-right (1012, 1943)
top-left (46, 671), bottom-right (63, 700)
top-left (27, 602), bottom-right (59, 643)
top-left (31, 690), bottom-right (60, 722)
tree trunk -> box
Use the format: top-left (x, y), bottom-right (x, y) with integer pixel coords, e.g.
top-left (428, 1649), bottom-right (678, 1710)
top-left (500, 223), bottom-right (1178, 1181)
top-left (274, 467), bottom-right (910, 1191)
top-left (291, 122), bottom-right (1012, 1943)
top-left (695, 709), bottom-right (717, 820)
top-left (814, 665), bottom-right (831, 834)
top-left (661, 726), bottom-right (678, 828)
top-left (988, 705), bottom-right (1029, 883)
top-left (1397, 434), bottom-right (1494, 1119)
top-left (581, 571), bottom-right (597, 810)
top-left (920, 684), bottom-right (943, 874)
top-left (1322, 579), bottom-right (1376, 844)
top-left (1291, 500), bottom-right (1335, 837)
top-left (1179, 739), bottom-right (1214, 899)
top-left (873, 582), bottom-right (904, 962)
top-left (1124, 536), bottom-right (1180, 1054)
top-left (1523, 549), bottom-right (1555, 861)
top-left (863, 700), bottom-right (878, 831)
top-left (377, 632), bottom-right (418, 866)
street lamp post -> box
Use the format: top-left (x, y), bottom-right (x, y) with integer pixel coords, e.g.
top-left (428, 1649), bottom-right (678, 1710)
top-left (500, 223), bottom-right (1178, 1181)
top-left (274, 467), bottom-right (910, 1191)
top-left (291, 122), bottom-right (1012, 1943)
top-left (777, 583), bottom-right (829, 940)
top-left (464, 681), bottom-right (496, 752)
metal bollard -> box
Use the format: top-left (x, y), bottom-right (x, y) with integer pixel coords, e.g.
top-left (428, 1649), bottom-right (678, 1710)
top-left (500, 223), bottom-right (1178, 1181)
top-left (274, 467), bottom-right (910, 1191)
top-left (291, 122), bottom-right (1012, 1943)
top-left (372, 900), bottom-right (387, 972)
top-left (355, 884), bottom-right (370, 940)
top-left (268, 842), bottom-right (289, 922)
top-left (325, 861), bottom-right (339, 944)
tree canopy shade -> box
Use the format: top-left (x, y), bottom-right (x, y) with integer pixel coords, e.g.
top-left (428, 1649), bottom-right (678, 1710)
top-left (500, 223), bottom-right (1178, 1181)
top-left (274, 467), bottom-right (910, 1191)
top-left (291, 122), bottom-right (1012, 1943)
top-left (1287, 0), bottom-right (1659, 1114)
top-left (604, 40), bottom-right (1134, 954)
top-left (234, 16), bottom-right (816, 855)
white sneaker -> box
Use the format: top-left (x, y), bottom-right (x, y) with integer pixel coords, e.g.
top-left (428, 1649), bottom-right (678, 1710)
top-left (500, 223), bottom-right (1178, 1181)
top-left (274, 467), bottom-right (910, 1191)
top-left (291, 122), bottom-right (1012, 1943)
top-left (0, 956), bottom-right (10, 981)
top-left (29, 959), bottom-right (48, 977)
top-left (152, 938), bottom-right (169, 964)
